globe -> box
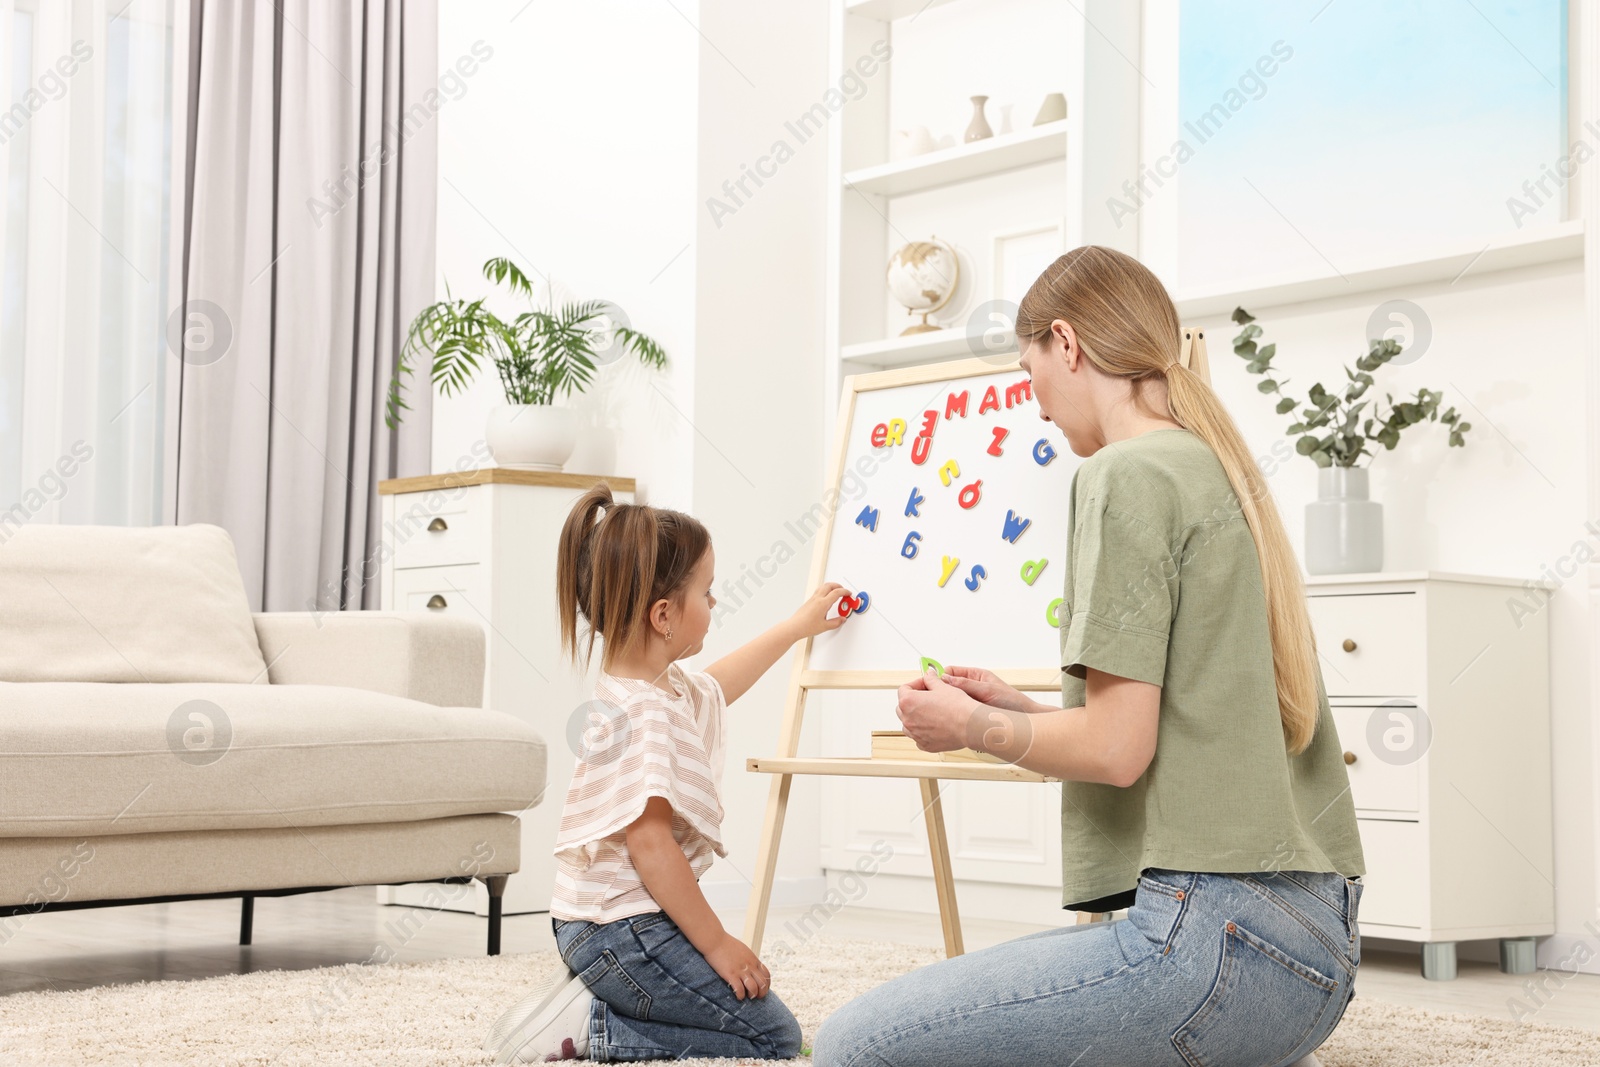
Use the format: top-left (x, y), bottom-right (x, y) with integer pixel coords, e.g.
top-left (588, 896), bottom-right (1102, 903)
top-left (887, 239), bottom-right (960, 335)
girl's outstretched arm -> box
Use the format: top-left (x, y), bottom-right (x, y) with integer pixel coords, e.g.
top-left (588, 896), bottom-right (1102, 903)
top-left (705, 582), bottom-right (848, 704)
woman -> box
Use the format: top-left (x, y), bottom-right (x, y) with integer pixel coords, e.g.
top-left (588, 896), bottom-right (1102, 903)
top-left (810, 246), bottom-right (1366, 1067)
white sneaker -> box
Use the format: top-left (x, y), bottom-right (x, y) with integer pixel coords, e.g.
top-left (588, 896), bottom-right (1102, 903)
top-left (483, 966), bottom-right (578, 1056)
top-left (496, 968), bottom-right (596, 1063)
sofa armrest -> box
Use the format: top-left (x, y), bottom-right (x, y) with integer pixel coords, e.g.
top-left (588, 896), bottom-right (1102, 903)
top-left (252, 611), bottom-right (486, 708)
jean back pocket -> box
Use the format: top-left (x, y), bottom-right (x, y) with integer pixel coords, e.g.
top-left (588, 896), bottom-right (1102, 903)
top-left (1174, 919), bottom-right (1338, 1067)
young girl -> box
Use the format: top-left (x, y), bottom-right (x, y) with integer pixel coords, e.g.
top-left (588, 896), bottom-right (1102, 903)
top-left (485, 483), bottom-right (848, 1063)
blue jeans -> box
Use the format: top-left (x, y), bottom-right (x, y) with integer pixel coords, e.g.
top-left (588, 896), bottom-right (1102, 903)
top-left (813, 869), bottom-right (1363, 1067)
top-left (551, 912), bottom-right (804, 1062)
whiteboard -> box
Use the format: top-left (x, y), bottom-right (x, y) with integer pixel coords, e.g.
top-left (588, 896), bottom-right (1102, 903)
top-left (809, 359), bottom-right (1085, 674)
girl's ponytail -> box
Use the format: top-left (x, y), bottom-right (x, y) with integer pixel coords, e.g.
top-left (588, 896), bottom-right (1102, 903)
top-left (556, 483), bottom-right (710, 671)
top-left (557, 484), bottom-right (617, 668)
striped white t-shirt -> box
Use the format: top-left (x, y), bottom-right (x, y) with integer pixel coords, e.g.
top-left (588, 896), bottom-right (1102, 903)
top-left (549, 662), bottom-right (728, 922)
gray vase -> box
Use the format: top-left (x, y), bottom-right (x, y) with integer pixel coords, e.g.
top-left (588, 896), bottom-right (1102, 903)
top-left (1305, 466), bottom-right (1383, 575)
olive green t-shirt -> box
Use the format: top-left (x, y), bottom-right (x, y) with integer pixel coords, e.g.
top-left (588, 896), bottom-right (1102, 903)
top-left (1057, 427), bottom-right (1365, 910)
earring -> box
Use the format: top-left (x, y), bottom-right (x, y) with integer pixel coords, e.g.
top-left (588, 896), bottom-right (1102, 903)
top-left (665, 628), bottom-right (674, 641)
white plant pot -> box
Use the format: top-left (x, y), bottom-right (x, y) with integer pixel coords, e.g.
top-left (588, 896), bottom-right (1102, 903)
top-left (485, 403), bottom-right (578, 470)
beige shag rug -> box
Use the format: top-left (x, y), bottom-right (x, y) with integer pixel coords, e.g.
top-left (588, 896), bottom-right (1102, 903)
top-left (0, 935), bottom-right (1595, 1066)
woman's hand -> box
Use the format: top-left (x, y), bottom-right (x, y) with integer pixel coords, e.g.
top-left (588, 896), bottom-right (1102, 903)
top-left (704, 931), bottom-right (771, 1000)
top-left (940, 665), bottom-right (1030, 714)
top-left (788, 581), bottom-right (852, 639)
top-left (896, 668), bottom-right (980, 753)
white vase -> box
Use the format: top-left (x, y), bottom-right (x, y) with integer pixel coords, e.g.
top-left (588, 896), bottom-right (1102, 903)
top-left (1304, 466), bottom-right (1384, 575)
top-left (485, 403), bottom-right (577, 470)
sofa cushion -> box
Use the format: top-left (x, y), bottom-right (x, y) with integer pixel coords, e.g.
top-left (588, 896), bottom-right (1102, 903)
top-left (0, 683), bottom-right (548, 837)
top-left (0, 523), bottom-right (268, 684)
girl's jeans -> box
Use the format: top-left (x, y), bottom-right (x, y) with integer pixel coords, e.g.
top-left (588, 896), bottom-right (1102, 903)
top-left (813, 868), bottom-right (1363, 1067)
top-left (552, 911), bottom-right (803, 1062)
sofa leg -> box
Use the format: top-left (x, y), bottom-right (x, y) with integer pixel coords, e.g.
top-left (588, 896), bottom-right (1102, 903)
top-left (484, 876), bottom-right (508, 956)
top-left (239, 895), bottom-right (254, 946)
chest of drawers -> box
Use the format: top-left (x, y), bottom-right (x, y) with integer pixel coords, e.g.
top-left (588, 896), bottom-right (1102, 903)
top-left (376, 468), bottom-right (635, 916)
top-left (1305, 571), bottom-right (1554, 980)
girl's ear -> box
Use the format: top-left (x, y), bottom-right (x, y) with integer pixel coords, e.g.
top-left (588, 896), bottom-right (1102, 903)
top-left (650, 597), bottom-right (672, 635)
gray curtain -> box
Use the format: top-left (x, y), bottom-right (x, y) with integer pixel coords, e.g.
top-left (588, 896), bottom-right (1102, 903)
top-left (174, 0), bottom-right (437, 613)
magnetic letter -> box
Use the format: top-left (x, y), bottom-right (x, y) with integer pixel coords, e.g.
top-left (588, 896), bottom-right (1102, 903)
top-left (1001, 509), bottom-right (1031, 543)
top-left (958, 480), bottom-right (983, 509)
top-left (870, 423), bottom-right (887, 447)
top-left (919, 655), bottom-right (944, 677)
top-left (885, 418), bottom-right (906, 446)
top-left (963, 564), bottom-right (987, 591)
top-left (901, 531), bottom-right (922, 559)
top-left (854, 591), bottom-right (871, 613)
top-left (1020, 558), bottom-right (1049, 586)
top-left (855, 505), bottom-right (880, 532)
top-left (987, 426), bottom-right (1009, 456)
top-left (945, 390), bottom-right (969, 419)
top-left (978, 385), bottom-right (1000, 414)
top-left (919, 410), bottom-right (938, 438)
top-left (1032, 438), bottom-right (1057, 466)
top-left (1046, 597), bottom-right (1064, 627)
top-left (911, 436), bottom-right (932, 465)
top-left (938, 555), bottom-right (959, 588)
top-left (939, 458), bottom-right (961, 487)
top-left (905, 486), bottom-right (925, 518)
top-left (1005, 379), bottom-right (1033, 408)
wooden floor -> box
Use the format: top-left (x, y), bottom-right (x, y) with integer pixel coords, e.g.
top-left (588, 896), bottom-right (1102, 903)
top-left (1, 887), bottom-right (1595, 1035)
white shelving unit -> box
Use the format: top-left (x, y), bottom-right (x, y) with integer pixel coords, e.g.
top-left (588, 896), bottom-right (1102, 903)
top-left (843, 119), bottom-right (1068, 197)
top-left (815, 0), bottom-right (1142, 928)
top-left (823, 0), bottom-right (1139, 393)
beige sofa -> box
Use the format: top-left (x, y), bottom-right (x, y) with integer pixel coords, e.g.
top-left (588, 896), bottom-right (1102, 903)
top-left (0, 523), bottom-right (547, 955)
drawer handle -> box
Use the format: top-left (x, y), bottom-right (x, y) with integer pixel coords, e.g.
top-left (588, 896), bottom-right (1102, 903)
top-left (426, 594), bottom-right (448, 610)
top-left (427, 517), bottom-right (449, 532)
top-left (1343, 750), bottom-right (1357, 765)
top-left (1341, 638), bottom-right (1356, 653)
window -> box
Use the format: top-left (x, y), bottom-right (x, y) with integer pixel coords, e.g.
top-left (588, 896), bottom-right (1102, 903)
top-left (0, 0), bottom-right (176, 532)
top-left (1173, 0), bottom-right (1569, 289)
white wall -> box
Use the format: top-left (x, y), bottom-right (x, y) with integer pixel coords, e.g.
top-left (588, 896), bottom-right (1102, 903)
top-left (690, 0), bottom-right (834, 908)
top-left (433, 0), bottom-right (833, 913)
top-left (432, 0), bottom-right (699, 509)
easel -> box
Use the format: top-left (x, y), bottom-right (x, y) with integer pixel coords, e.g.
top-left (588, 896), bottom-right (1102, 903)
top-left (742, 669), bottom-right (1064, 959)
top-left (742, 335), bottom-right (1210, 959)
top-left (1178, 326), bottom-right (1212, 382)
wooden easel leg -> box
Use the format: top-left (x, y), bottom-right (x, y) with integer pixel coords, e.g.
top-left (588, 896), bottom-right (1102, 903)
top-left (743, 772), bottom-right (793, 954)
top-left (919, 778), bottom-right (964, 958)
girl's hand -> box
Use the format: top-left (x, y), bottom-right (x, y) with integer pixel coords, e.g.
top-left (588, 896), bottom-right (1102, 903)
top-left (896, 667), bottom-right (979, 753)
top-left (789, 581), bottom-right (851, 639)
top-left (941, 664), bottom-right (1029, 714)
top-left (704, 932), bottom-right (771, 1000)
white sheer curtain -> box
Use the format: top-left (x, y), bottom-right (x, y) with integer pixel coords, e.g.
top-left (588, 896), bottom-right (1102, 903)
top-left (0, 0), bottom-right (181, 532)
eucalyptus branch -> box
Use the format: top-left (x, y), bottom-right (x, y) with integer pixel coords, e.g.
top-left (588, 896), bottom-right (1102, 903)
top-left (1230, 306), bottom-right (1471, 469)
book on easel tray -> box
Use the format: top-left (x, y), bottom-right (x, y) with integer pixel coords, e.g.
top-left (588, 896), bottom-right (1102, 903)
top-left (870, 730), bottom-right (1004, 765)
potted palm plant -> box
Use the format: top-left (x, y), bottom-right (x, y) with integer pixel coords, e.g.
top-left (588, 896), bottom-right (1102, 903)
top-left (385, 257), bottom-right (668, 470)
top-left (1232, 306), bottom-right (1472, 575)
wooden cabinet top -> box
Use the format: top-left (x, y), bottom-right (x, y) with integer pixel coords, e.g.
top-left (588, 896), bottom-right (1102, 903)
top-left (379, 469), bottom-right (636, 495)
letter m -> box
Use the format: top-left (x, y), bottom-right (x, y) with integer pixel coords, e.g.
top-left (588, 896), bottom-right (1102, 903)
top-left (854, 505), bottom-right (880, 532)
